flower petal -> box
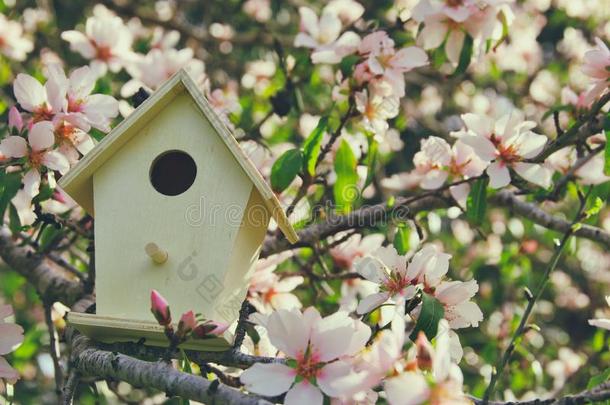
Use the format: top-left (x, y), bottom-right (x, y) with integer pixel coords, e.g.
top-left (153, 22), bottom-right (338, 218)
top-left (284, 381), bottom-right (324, 405)
top-left (384, 372), bottom-right (430, 405)
top-left (240, 363), bottom-right (295, 396)
top-left (513, 162), bottom-right (552, 189)
top-left (0, 136), bottom-right (28, 158)
top-left (13, 74), bottom-right (47, 112)
top-left (356, 292), bottom-right (390, 314)
top-left (28, 121), bottom-right (55, 151)
top-left (486, 161), bottom-right (511, 189)
top-left (459, 135), bottom-right (497, 162)
top-left (23, 169), bottom-right (41, 198)
top-left (0, 324), bottom-right (23, 355)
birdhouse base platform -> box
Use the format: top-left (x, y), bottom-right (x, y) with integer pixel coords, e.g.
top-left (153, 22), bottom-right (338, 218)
top-left (67, 312), bottom-right (232, 352)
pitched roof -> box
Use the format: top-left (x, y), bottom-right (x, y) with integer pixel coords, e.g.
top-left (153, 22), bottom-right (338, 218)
top-left (58, 69), bottom-right (298, 244)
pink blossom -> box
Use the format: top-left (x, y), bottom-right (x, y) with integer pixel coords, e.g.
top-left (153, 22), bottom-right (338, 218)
top-left (150, 289), bottom-right (171, 326)
top-left (0, 121), bottom-right (70, 197)
top-left (459, 112), bottom-right (552, 189)
top-left (8, 107), bottom-right (23, 133)
top-left (0, 14), bottom-right (34, 61)
top-left (12, 72), bottom-right (64, 123)
top-left (546, 147), bottom-right (610, 185)
top-left (177, 310), bottom-right (197, 337)
top-left (243, 0), bottom-right (272, 22)
top-left (330, 233), bottom-right (385, 270)
top-left (46, 65), bottom-right (119, 132)
top-left (357, 32), bottom-right (428, 98)
top-left (240, 307), bottom-right (371, 404)
top-left (414, 0), bottom-right (510, 65)
top-left (354, 245), bottom-right (450, 315)
top-left (294, 7), bottom-right (361, 64)
top-left (355, 90), bottom-right (399, 134)
top-left (248, 252), bottom-right (303, 313)
top-left (122, 48), bottom-right (206, 97)
top-left (193, 320), bottom-right (229, 338)
top-left (434, 279), bottom-right (483, 329)
top-left (11, 190), bottom-right (36, 226)
top-left (582, 38), bottom-right (610, 103)
top-left (410, 136), bottom-right (486, 206)
top-left (0, 304), bottom-right (24, 387)
top-left (52, 116), bottom-right (95, 166)
top-left (356, 317), bottom-right (468, 405)
top-left (61, 5), bottom-right (133, 76)
top-left (324, 0), bottom-right (365, 26)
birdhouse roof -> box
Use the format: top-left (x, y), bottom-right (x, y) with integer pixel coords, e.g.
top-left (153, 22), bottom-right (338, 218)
top-left (58, 69), bottom-right (298, 244)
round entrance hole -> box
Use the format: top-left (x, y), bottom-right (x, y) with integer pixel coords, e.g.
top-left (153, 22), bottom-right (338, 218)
top-left (149, 150), bottom-right (197, 196)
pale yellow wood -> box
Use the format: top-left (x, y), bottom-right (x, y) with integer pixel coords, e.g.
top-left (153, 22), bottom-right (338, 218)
top-left (180, 73), bottom-right (298, 244)
top-left (58, 69), bottom-right (298, 243)
top-left (94, 92), bottom-right (253, 323)
top-left (211, 188), bottom-right (270, 323)
top-left (67, 312), bottom-right (232, 351)
top-left (59, 74), bottom-right (184, 214)
top-left (145, 242), bottom-right (168, 264)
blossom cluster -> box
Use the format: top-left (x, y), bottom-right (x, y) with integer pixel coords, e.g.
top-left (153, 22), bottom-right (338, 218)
top-left (59, 4), bottom-right (235, 120)
top-left (0, 65), bottom-right (119, 223)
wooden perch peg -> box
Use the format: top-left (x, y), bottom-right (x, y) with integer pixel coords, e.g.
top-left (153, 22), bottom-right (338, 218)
top-left (145, 243), bottom-right (168, 264)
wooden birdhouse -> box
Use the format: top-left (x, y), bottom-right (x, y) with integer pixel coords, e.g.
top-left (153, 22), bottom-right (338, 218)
top-left (59, 69), bottom-right (298, 351)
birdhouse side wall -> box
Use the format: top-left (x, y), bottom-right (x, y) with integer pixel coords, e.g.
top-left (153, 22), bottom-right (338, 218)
top-left (92, 92), bottom-right (254, 323)
top-left (211, 189), bottom-right (271, 324)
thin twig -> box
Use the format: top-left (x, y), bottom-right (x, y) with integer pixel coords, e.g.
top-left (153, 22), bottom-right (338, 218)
top-left (482, 188), bottom-right (592, 403)
top-left (44, 301), bottom-right (64, 396)
top-left (60, 371), bottom-right (80, 405)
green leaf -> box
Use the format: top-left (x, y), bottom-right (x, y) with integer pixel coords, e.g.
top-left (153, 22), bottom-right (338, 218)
top-left (410, 293), bottom-right (445, 341)
top-left (466, 177), bottom-right (488, 225)
top-left (363, 138), bottom-right (378, 190)
top-left (492, 10), bottom-right (510, 50)
top-left (302, 116), bottom-right (328, 178)
top-left (0, 171), bottom-right (22, 220)
top-left (333, 140), bottom-right (359, 213)
top-left (270, 149), bottom-right (303, 193)
top-left (180, 349), bottom-right (193, 374)
top-left (587, 367), bottom-right (610, 389)
top-left (38, 226), bottom-right (63, 252)
top-left (8, 203), bottom-right (21, 234)
top-left (585, 197), bottom-right (604, 218)
top-left (394, 223), bottom-right (410, 255)
top-left (604, 131), bottom-right (610, 176)
top-left (452, 33), bottom-right (474, 76)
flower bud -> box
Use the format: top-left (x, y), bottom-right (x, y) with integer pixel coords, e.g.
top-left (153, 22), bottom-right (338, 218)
top-left (415, 331), bottom-right (434, 371)
top-left (8, 107), bottom-right (23, 133)
top-left (150, 290), bottom-right (171, 326)
top-left (176, 310), bottom-right (197, 338)
top-left (193, 320), bottom-right (229, 338)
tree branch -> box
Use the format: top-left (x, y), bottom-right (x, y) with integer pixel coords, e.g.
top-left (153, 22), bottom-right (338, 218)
top-left (482, 189), bottom-right (591, 402)
top-left (0, 227), bottom-right (85, 306)
top-left (473, 381), bottom-right (610, 405)
top-left (490, 190), bottom-right (610, 249)
top-left (67, 330), bottom-right (273, 405)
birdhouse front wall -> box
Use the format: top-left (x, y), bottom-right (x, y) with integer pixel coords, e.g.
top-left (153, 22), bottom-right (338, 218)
top-left (92, 92), bottom-right (263, 325)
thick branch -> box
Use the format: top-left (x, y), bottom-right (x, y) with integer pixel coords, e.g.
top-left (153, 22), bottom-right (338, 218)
top-left (0, 227), bottom-right (84, 305)
top-left (473, 381), bottom-right (610, 405)
top-left (262, 195), bottom-right (443, 257)
top-left (490, 190), bottom-right (610, 248)
top-left (263, 186), bottom-right (610, 258)
top-left (69, 335), bottom-right (272, 404)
